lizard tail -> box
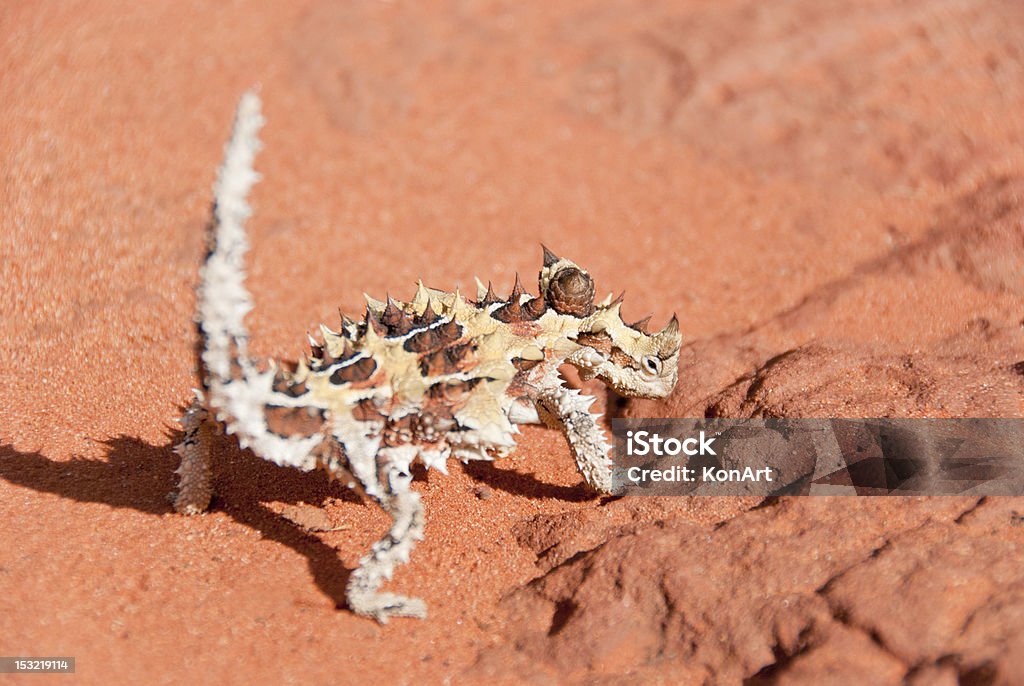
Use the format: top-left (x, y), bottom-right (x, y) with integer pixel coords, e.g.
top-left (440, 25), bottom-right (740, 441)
top-left (197, 90), bottom-right (263, 387)
top-left (195, 92), bottom-right (324, 470)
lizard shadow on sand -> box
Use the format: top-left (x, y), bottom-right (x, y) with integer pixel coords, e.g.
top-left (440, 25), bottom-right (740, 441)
top-left (462, 460), bottom-right (595, 502)
top-left (0, 434), bottom-right (360, 608)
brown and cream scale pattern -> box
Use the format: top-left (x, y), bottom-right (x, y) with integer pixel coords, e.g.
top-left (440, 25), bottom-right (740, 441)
top-left (172, 93), bottom-right (682, 622)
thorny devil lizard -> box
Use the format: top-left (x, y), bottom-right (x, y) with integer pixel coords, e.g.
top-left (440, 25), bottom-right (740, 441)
top-left (172, 92), bottom-right (682, 622)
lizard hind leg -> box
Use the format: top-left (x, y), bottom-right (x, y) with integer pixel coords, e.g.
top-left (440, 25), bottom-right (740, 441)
top-left (346, 447), bottom-right (427, 622)
top-left (172, 393), bottom-right (214, 515)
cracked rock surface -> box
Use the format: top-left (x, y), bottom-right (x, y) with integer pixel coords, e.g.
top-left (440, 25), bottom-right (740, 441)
top-left (485, 497), bottom-right (1024, 684)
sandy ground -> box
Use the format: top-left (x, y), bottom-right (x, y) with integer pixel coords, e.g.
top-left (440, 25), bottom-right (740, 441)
top-left (2, 1), bottom-right (1023, 683)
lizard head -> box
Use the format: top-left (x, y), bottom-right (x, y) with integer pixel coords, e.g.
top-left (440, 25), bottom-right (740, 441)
top-left (538, 247), bottom-right (682, 399)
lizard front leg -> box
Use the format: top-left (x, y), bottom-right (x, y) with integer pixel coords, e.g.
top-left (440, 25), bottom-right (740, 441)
top-left (537, 383), bottom-right (617, 495)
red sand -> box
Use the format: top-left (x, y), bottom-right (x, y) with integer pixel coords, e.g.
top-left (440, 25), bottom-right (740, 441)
top-left (2, 1), bottom-right (1023, 683)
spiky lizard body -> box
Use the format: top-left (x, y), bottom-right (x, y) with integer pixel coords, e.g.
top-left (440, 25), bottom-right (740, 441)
top-left (173, 93), bottom-right (682, 622)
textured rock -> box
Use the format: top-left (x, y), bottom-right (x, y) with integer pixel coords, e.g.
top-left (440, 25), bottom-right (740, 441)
top-left (487, 497), bottom-right (1024, 684)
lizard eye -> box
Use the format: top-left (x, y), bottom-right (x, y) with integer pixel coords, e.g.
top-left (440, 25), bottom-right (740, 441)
top-left (641, 355), bottom-right (662, 376)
